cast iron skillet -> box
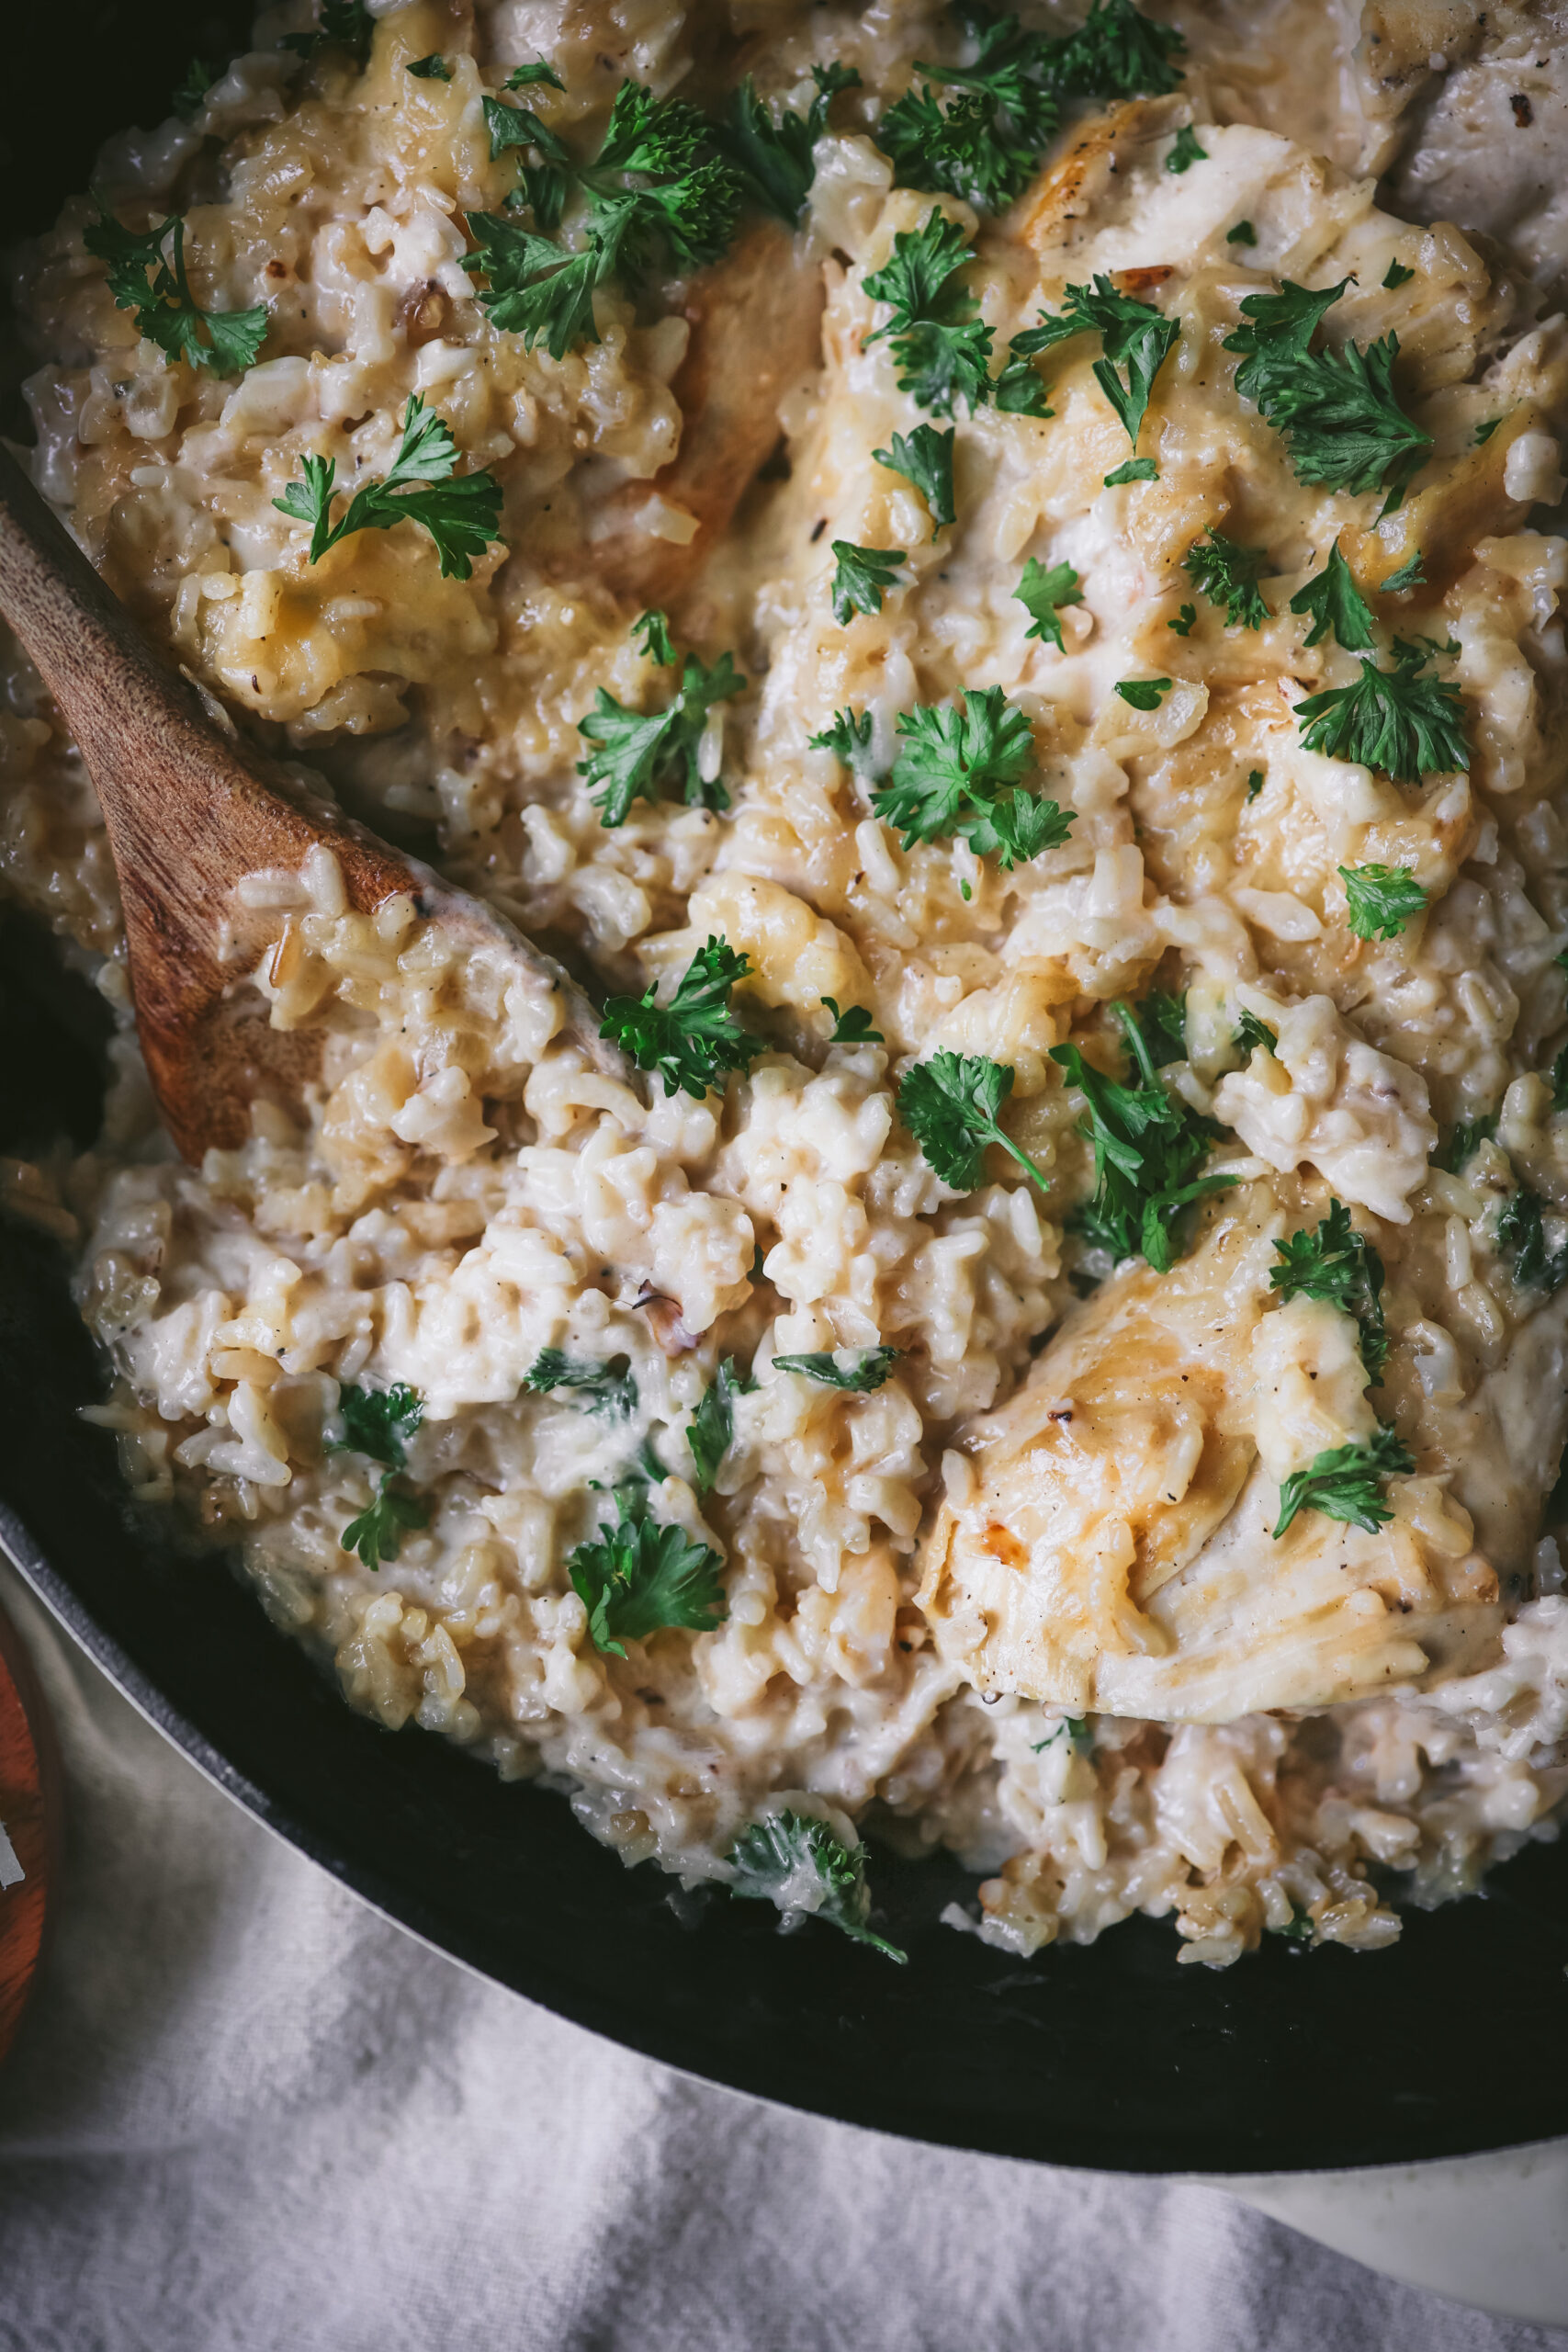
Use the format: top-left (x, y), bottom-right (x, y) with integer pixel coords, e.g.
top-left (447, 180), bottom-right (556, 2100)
top-left (6, 4), bottom-right (1568, 2177)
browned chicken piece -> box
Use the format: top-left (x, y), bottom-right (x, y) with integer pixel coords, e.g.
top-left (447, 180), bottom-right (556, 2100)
top-left (919, 1190), bottom-right (1505, 1724)
top-left (550, 219), bottom-right (825, 613)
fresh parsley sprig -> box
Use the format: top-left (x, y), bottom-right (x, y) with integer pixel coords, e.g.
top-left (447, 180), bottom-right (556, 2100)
top-left (863, 210), bottom-right (994, 417)
top-left (1183, 530), bottom-right (1269, 629)
top-left (1224, 277), bottom-right (1432, 509)
top-left (1270, 1198), bottom-right (1389, 1382)
top-left (874, 424), bottom-right (956, 533)
top-left (772, 1347), bottom-right (901, 1391)
top-left (85, 207), bottom-right (267, 377)
top-left (872, 687), bottom-right (1072, 869)
top-left (897, 1052), bottom-right (1048, 1193)
top-left (577, 636), bottom-right (744, 825)
top-left (273, 395), bottom-right (504, 579)
top-left (601, 937), bottom-right (761, 1100)
top-left (567, 1487), bottom-right (727, 1656)
top-left (1012, 275), bottom-right (1179, 449)
top-left (830, 540), bottom-right (908, 623)
top-left (688, 1356), bottom-right (756, 1495)
top-left (523, 1349), bottom-right (639, 1419)
top-left (1296, 639), bottom-right (1466, 782)
top-left (1338, 864), bottom-right (1428, 941)
top-left (1289, 541), bottom-right (1376, 650)
top-left (1050, 1001), bottom-right (1234, 1271)
top-left (728, 1810), bottom-right (905, 1961)
top-left (1272, 1425), bottom-right (1414, 1539)
top-left (1014, 557), bottom-right (1083, 650)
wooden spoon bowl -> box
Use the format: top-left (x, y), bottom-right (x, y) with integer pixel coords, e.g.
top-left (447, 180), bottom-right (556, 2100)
top-left (0, 447), bottom-right (624, 1162)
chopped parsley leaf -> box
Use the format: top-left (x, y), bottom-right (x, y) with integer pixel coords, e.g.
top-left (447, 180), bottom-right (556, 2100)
top-left (463, 82), bottom-right (745, 356)
top-left (809, 707), bottom-right (880, 776)
top-left (1032, 1715), bottom-right (1092, 1755)
top-left (1104, 457), bottom-right (1159, 484)
top-left (1297, 639), bottom-right (1467, 782)
top-left (600, 936), bottom-right (760, 1100)
top-left (1435, 1114), bottom-right (1495, 1173)
top-left (1475, 415), bottom-right (1503, 446)
top-left (1013, 275), bottom-right (1179, 448)
top-left (994, 344), bottom-right (1055, 415)
top-left (1272, 1426), bottom-right (1415, 1539)
top-left (1270, 1197), bottom-right (1389, 1383)
top-left (331, 1381), bottom-right (424, 1469)
top-left (1497, 1186), bottom-right (1568, 1295)
top-left (772, 1346), bottom-right (901, 1391)
top-left (1226, 219), bottom-right (1257, 246)
top-left (728, 1809), bottom-right (906, 1961)
top-left (1382, 259), bottom-right (1415, 288)
top-left (1050, 1000), bottom-right (1235, 1270)
top-left (830, 538), bottom-right (908, 624)
top-left (1288, 541), bottom-right (1376, 650)
top-left (1381, 548), bottom-right (1427, 593)
top-left (874, 424), bottom-right (957, 532)
top-left (898, 1050), bottom-right (1049, 1193)
top-left (863, 209), bottom-right (994, 417)
top-left (504, 62), bottom-right (565, 91)
top-left (577, 644), bottom-right (744, 825)
top-left (716, 63), bottom-right (861, 223)
top-left (1234, 1008), bottom-right (1278, 1058)
top-left (688, 1355), bottom-right (755, 1495)
top-left (822, 996), bottom-right (886, 1045)
top-left (406, 53), bottom-right (451, 80)
top-left (85, 208), bottom-right (267, 377)
top-left (1224, 276), bottom-right (1432, 510)
top-left (283, 0), bottom-right (374, 65)
top-left (523, 1349), bottom-right (638, 1419)
top-left (172, 57), bottom-right (218, 118)
top-left (1183, 529), bottom-right (1269, 628)
top-left (1013, 556), bottom-right (1083, 650)
top-left (341, 1476), bottom-right (429, 1571)
top-left (1043, 0), bottom-right (1186, 99)
top-left (874, 686), bottom-right (1072, 869)
top-left (484, 93), bottom-right (568, 164)
top-left (1168, 601), bottom-right (1196, 636)
top-left (1166, 123), bottom-right (1207, 172)
top-left (631, 607), bottom-right (677, 666)
top-left (1247, 767), bottom-right (1265, 799)
top-left (877, 67), bottom-right (1056, 216)
top-left (273, 394), bottom-right (503, 580)
top-left (1338, 863), bottom-right (1428, 942)
top-left (567, 1487), bottom-right (727, 1656)
top-left (1115, 676), bottom-right (1171, 710)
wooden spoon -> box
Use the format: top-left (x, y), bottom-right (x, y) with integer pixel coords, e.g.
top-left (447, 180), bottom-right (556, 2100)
top-left (0, 445), bottom-right (624, 1163)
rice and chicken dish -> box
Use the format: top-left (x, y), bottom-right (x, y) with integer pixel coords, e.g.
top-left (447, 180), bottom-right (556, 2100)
top-left (5, 0), bottom-right (1568, 1966)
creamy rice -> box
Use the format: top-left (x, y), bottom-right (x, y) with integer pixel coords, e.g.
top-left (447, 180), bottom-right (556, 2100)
top-left (5, 0), bottom-right (1568, 1967)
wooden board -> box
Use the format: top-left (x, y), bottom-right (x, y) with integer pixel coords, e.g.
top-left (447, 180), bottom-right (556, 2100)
top-left (0, 1599), bottom-right (55, 2067)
